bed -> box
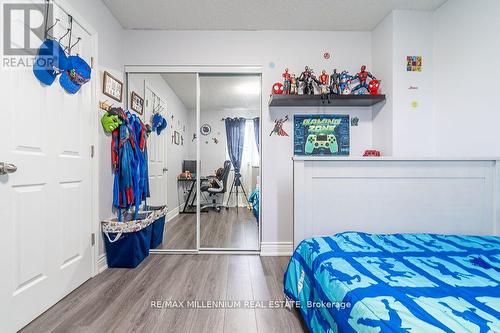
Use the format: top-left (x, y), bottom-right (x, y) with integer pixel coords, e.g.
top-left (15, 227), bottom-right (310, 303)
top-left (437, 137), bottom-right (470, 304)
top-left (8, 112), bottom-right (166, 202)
top-left (284, 232), bottom-right (500, 333)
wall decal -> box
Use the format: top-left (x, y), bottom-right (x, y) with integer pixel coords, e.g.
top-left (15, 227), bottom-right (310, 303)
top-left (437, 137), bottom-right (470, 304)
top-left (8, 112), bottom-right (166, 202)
top-left (192, 133), bottom-right (197, 142)
top-left (406, 56), bottom-right (422, 72)
top-left (269, 115), bottom-right (289, 137)
top-left (351, 117), bottom-right (359, 127)
top-left (323, 52), bottom-right (331, 60)
top-left (411, 100), bottom-right (419, 109)
top-left (212, 137), bottom-right (219, 144)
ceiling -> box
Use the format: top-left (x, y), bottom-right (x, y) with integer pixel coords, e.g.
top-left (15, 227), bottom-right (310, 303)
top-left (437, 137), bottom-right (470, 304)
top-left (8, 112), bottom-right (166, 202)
top-left (103, 0), bottom-right (446, 31)
top-left (162, 74), bottom-right (261, 112)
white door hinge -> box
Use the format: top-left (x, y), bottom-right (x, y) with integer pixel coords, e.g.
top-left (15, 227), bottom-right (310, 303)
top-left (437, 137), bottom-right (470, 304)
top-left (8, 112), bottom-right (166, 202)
top-left (90, 57), bottom-right (94, 69)
top-left (91, 233), bottom-right (95, 246)
top-left (90, 145), bottom-right (95, 158)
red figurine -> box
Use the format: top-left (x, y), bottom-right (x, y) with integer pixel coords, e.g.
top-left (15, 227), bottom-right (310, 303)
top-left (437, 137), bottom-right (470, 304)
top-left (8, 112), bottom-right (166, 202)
top-left (318, 70), bottom-right (330, 103)
top-left (282, 68), bottom-right (291, 95)
top-left (368, 79), bottom-right (380, 95)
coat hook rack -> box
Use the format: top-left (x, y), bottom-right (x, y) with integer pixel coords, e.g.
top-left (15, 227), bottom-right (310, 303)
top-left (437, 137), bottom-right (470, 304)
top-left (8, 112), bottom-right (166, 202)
top-left (99, 100), bottom-right (114, 111)
top-left (43, 0), bottom-right (50, 40)
top-left (45, 18), bottom-right (59, 40)
top-left (69, 37), bottom-right (81, 53)
top-left (59, 28), bottom-right (70, 44)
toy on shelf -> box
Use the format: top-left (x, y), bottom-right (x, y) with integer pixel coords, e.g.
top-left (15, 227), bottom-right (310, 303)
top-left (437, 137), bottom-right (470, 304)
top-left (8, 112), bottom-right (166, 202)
top-left (329, 69), bottom-right (340, 95)
top-left (352, 65), bottom-right (376, 95)
top-left (282, 68), bottom-right (291, 95)
top-left (272, 82), bottom-right (284, 94)
top-left (363, 149), bottom-right (381, 157)
top-left (368, 79), bottom-right (381, 95)
top-left (298, 66), bottom-right (318, 95)
top-left (290, 74), bottom-right (298, 94)
top-left (318, 70), bottom-right (330, 103)
top-left (339, 71), bottom-right (354, 95)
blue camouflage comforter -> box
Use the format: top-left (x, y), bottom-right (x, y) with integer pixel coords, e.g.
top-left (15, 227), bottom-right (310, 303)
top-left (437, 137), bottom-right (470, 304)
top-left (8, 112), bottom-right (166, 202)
top-left (284, 232), bottom-right (500, 333)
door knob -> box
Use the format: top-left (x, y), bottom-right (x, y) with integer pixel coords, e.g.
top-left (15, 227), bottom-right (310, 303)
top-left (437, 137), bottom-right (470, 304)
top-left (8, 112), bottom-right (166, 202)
top-left (0, 162), bottom-right (17, 175)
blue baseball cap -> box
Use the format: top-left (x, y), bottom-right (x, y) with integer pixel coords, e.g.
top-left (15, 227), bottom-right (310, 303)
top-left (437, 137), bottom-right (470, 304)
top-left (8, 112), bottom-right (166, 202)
top-left (33, 39), bottom-right (69, 85)
top-left (59, 55), bottom-right (91, 94)
top-left (152, 113), bottom-right (167, 135)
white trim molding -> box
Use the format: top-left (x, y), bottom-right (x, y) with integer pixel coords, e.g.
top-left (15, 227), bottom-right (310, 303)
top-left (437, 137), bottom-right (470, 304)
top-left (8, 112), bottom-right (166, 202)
top-left (167, 205), bottom-right (181, 222)
top-left (260, 242), bottom-right (294, 256)
top-left (97, 254), bottom-right (108, 274)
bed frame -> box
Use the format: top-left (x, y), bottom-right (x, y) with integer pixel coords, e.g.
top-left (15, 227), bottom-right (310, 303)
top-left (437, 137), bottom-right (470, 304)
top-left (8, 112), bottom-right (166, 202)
top-left (293, 157), bottom-right (500, 247)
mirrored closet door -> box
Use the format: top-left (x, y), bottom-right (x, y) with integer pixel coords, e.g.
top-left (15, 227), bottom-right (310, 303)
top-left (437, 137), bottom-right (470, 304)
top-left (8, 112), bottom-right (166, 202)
top-left (127, 73), bottom-right (198, 251)
top-left (199, 74), bottom-right (261, 250)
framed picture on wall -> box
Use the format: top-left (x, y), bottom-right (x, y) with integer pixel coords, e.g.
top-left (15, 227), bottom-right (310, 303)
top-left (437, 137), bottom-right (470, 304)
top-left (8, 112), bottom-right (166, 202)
top-left (172, 131), bottom-right (180, 145)
top-left (130, 91), bottom-right (144, 115)
top-left (293, 114), bottom-right (350, 156)
top-left (102, 71), bottom-right (123, 102)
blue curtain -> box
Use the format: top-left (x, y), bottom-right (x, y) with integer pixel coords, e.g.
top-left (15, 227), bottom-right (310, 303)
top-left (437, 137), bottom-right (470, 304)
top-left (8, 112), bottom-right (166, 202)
top-left (225, 117), bottom-right (246, 186)
top-left (253, 117), bottom-right (260, 154)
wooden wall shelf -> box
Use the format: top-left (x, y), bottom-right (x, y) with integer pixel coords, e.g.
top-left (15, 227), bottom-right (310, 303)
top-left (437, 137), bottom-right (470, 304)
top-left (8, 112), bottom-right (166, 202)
top-left (269, 94), bottom-right (386, 107)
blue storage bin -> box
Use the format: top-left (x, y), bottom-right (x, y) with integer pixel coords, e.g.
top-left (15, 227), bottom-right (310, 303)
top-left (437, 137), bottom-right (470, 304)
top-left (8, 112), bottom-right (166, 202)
top-left (150, 215), bottom-right (166, 249)
top-left (146, 205), bottom-right (167, 249)
top-left (103, 212), bottom-right (153, 268)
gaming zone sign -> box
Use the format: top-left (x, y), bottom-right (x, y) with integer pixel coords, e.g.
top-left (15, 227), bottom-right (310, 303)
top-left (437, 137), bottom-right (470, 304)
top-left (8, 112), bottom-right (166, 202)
top-left (2, 2), bottom-right (51, 68)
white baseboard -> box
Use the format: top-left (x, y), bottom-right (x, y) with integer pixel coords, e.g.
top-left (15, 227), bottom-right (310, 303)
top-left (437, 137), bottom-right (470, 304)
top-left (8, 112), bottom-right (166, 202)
top-left (260, 242), bottom-right (294, 256)
top-left (97, 254), bottom-right (108, 273)
top-left (167, 205), bottom-right (180, 222)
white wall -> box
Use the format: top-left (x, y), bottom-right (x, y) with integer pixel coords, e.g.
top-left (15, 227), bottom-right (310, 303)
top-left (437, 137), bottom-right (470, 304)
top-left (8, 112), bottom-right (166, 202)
top-left (371, 12), bottom-right (394, 156)
top-left (392, 10), bottom-right (435, 157)
top-left (434, 0), bottom-right (500, 157)
top-left (372, 10), bottom-right (435, 157)
top-left (66, 0), bottom-right (125, 257)
top-left (123, 30), bottom-right (373, 244)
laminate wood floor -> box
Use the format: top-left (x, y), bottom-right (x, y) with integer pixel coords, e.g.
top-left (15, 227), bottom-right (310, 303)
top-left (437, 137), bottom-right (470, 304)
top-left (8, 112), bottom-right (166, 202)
top-left (21, 255), bottom-right (307, 333)
top-left (160, 208), bottom-right (259, 250)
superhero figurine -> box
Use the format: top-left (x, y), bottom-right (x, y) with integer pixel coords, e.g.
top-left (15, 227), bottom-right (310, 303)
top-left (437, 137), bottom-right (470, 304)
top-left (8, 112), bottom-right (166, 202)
top-left (329, 69), bottom-right (340, 95)
top-left (298, 66), bottom-right (318, 95)
top-left (351, 65), bottom-right (376, 95)
top-left (290, 74), bottom-right (298, 95)
top-left (282, 68), bottom-right (291, 95)
top-left (318, 70), bottom-right (330, 103)
top-left (339, 71), bottom-right (354, 95)
top-left (368, 79), bottom-right (380, 95)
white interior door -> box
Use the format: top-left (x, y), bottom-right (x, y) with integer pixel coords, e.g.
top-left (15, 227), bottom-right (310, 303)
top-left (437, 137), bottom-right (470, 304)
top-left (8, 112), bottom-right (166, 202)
top-left (0, 4), bottom-right (94, 332)
top-left (144, 84), bottom-right (167, 207)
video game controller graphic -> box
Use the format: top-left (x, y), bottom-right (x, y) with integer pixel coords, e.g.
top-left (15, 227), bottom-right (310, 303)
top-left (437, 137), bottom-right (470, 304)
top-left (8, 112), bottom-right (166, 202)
top-left (305, 134), bottom-right (338, 154)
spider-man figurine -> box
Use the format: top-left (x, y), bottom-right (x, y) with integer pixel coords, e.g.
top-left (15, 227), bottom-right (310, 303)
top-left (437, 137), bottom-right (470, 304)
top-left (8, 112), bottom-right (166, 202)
top-left (352, 65), bottom-right (376, 94)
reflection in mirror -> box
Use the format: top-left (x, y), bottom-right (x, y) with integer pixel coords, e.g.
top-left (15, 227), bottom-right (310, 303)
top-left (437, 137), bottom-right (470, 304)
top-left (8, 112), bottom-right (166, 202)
top-left (199, 74), bottom-right (261, 250)
top-left (127, 73), bottom-right (197, 250)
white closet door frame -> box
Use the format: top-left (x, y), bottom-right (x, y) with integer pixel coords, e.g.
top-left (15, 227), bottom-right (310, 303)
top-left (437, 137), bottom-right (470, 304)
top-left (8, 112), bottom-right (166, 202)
top-left (124, 65), bottom-right (263, 254)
